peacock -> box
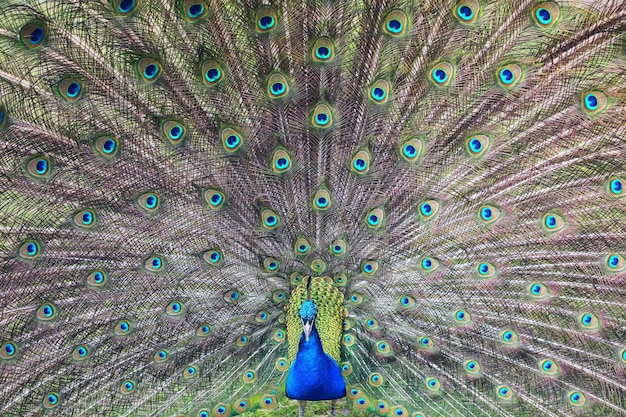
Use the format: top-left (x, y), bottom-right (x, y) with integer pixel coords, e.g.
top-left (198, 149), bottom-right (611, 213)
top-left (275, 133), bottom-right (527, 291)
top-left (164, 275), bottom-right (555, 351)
top-left (0, 0), bottom-right (625, 416)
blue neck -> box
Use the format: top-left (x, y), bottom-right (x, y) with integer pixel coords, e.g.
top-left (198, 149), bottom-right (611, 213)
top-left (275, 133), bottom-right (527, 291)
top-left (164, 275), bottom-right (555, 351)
top-left (285, 325), bottom-right (346, 401)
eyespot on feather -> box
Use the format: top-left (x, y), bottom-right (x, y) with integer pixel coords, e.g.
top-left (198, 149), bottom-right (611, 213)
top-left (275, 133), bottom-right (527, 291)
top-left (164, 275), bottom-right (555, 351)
top-left (74, 209), bottom-right (97, 229)
top-left (220, 126), bottom-right (244, 152)
top-left (294, 237), bottom-right (311, 255)
top-left (20, 22), bottom-right (48, 48)
top-left (111, 0), bottom-right (139, 16)
top-left (203, 189), bottom-right (225, 209)
top-left (400, 138), bottom-right (422, 163)
top-left (137, 192), bottom-right (160, 213)
top-left (267, 73), bottom-right (289, 99)
top-left (271, 148), bottom-right (292, 173)
top-left (312, 37), bottom-right (335, 63)
top-left (183, 1), bottom-right (207, 21)
top-left (365, 208), bottom-right (384, 229)
top-left (532, 2), bottom-right (560, 28)
top-left (369, 79), bottom-right (391, 104)
top-left (18, 240), bottom-right (42, 260)
top-left (93, 136), bottom-right (119, 158)
top-left (581, 90), bottom-right (608, 114)
top-left (429, 62), bottom-right (454, 87)
top-left (454, 0), bottom-right (479, 24)
top-left (201, 60), bottom-right (224, 86)
top-left (203, 249), bottom-right (223, 266)
top-left (144, 255), bottom-right (165, 272)
top-left (465, 134), bottom-right (490, 158)
top-left (351, 149), bottom-right (372, 174)
top-left (382, 10), bottom-right (408, 36)
top-left (312, 103), bottom-right (334, 128)
top-left (26, 155), bottom-right (52, 178)
top-left (255, 6), bottom-right (278, 33)
top-left (161, 120), bottom-right (186, 144)
top-left (138, 58), bottom-right (162, 83)
top-left (58, 78), bottom-right (84, 102)
top-left (496, 64), bottom-right (523, 88)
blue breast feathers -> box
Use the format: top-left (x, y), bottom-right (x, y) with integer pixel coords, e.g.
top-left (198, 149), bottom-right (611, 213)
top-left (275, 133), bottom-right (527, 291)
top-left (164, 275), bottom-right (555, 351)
top-left (285, 326), bottom-right (346, 401)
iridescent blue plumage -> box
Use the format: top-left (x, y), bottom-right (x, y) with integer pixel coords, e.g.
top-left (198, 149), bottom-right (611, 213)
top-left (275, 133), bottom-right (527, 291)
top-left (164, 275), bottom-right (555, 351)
top-left (1, 0), bottom-right (625, 416)
top-left (285, 325), bottom-right (346, 401)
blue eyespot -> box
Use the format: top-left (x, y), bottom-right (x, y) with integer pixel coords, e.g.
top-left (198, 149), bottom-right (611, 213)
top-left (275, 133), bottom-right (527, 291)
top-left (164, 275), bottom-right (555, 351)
top-left (403, 144), bottom-right (416, 157)
top-left (170, 126), bottom-right (182, 139)
top-left (499, 68), bottom-right (514, 84)
top-left (536, 8), bottom-right (552, 24)
top-left (316, 112), bottom-right (329, 125)
top-left (118, 0), bottom-right (136, 13)
top-left (458, 5), bottom-right (474, 20)
top-left (205, 68), bottom-right (220, 82)
top-left (434, 69), bottom-right (447, 83)
top-left (143, 64), bottom-right (159, 79)
top-left (585, 93), bottom-right (598, 110)
top-left (372, 87), bottom-right (386, 101)
top-left (188, 3), bottom-right (205, 18)
top-left (35, 158), bottom-right (48, 174)
top-left (103, 138), bottom-right (116, 153)
top-left (30, 27), bottom-right (45, 44)
top-left (610, 179), bottom-right (623, 195)
top-left (259, 15), bottom-right (275, 30)
top-left (82, 212), bottom-right (91, 224)
top-left (470, 138), bottom-right (482, 152)
top-left (387, 19), bottom-right (402, 33)
top-left (316, 46), bottom-right (330, 59)
top-left (66, 81), bottom-right (81, 98)
top-left (275, 157), bottom-right (289, 170)
top-left (353, 158), bottom-right (367, 171)
top-left (422, 258), bottom-right (432, 269)
top-left (27, 243), bottom-right (37, 256)
top-left (271, 82), bottom-right (285, 95)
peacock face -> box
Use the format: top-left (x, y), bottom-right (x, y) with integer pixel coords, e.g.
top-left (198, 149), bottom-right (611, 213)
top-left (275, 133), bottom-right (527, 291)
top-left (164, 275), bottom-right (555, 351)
top-left (299, 300), bottom-right (317, 341)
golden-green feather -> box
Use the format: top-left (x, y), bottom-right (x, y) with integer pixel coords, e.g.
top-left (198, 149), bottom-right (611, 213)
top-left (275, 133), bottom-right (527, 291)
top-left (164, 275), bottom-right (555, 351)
top-left (0, 0), bottom-right (625, 416)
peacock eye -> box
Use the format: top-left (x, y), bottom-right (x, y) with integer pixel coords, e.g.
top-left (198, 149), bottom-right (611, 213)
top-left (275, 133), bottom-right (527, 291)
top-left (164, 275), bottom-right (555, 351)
top-left (351, 149), bottom-right (371, 174)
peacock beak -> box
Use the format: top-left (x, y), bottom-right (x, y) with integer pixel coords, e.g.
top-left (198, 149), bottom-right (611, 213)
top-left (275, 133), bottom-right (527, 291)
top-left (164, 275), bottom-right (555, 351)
top-left (303, 321), bottom-right (313, 341)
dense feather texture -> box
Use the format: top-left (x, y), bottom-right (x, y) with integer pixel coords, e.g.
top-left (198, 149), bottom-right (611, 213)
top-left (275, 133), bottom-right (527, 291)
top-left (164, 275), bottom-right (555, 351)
top-left (1, 0), bottom-right (625, 416)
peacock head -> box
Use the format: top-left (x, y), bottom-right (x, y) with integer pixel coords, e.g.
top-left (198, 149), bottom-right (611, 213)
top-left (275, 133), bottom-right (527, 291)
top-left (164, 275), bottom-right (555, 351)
top-left (299, 300), bottom-right (317, 341)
